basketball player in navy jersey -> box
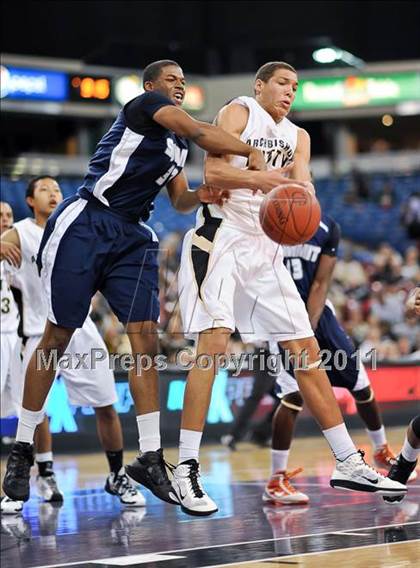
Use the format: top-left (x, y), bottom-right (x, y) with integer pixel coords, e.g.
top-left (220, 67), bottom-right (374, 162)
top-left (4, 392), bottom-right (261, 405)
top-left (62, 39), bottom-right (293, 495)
top-left (264, 214), bottom-right (415, 505)
top-left (3, 60), bottom-right (301, 508)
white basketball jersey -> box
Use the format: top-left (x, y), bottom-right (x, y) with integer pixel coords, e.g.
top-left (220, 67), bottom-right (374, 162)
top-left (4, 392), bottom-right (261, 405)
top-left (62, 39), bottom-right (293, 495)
top-left (198, 96), bottom-right (298, 233)
top-left (8, 218), bottom-right (48, 337)
top-left (0, 263), bottom-right (19, 334)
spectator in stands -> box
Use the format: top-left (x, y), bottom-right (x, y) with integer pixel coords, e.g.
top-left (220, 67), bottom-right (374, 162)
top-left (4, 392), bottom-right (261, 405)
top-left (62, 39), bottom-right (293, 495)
top-left (401, 246), bottom-right (420, 280)
top-left (376, 180), bottom-right (395, 209)
top-left (334, 249), bottom-right (369, 291)
top-left (370, 281), bottom-right (405, 326)
top-left (372, 244), bottom-right (402, 284)
top-left (345, 168), bottom-right (370, 203)
top-left (401, 191), bottom-right (420, 240)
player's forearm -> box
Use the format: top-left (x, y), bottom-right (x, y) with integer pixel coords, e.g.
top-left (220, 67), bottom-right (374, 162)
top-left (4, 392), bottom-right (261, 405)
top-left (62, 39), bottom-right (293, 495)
top-left (205, 159), bottom-right (258, 190)
top-left (192, 122), bottom-right (253, 158)
top-left (170, 188), bottom-right (200, 213)
top-left (306, 282), bottom-right (328, 330)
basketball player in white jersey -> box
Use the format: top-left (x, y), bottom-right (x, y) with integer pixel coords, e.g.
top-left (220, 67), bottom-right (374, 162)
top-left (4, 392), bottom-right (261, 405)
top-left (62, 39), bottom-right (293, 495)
top-left (0, 180), bottom-right (144, 513)
top-left (172, 61), bottom-right (406, 514)
top-left (0, 201), bottom-right (24, 513)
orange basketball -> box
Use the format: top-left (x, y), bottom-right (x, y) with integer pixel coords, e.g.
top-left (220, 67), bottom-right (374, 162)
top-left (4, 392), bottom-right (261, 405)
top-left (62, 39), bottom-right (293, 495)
top-left (259, 186), bottom-right (321, 245)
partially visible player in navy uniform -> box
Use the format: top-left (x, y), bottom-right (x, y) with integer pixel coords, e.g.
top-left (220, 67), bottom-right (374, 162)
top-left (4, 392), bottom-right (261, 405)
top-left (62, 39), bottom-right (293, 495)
top-left (264, 214), bottom-right (405, 505)
top-left (3, 59), bottom-right (299, 509)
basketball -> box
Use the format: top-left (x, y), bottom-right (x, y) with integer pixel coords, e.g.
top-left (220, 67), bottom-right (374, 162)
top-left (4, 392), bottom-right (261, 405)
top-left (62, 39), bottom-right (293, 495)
top-left (259, 185), bottom-right (321, 245)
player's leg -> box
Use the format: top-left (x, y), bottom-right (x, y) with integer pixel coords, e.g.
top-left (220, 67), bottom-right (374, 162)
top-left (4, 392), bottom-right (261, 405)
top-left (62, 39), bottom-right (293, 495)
top-left (384, 415), bottom-right (420, 503)
top-left (33, 416), bottom-right (63, 502)
top-left (249, 248), bottom-right (406, 496)
top-left (3, 197), bottom-right (98, 502)
top-left (170, 327), bottom-right (231, 516)
top-left (94, 405), bottom-right (145, 507)
top-left (264, 381), bottom-right (309, 505)
top-left (62, 319), bottom-right (145, 506)
top-left (124, 321), bottom-right (177, 504)
top-left (0, 334), bottom-right (24, 515)
top-left (171, 226), bottom-right (238, 515)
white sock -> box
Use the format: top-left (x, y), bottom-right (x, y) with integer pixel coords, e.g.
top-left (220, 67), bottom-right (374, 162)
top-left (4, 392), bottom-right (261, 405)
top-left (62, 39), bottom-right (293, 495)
top-left (366, 426), bottom-right (387, 450)
top-left (16, 408), bottom-right (45, 444)
top-left (35, 451), bottom-right (53, 463)
top-left (271, 449), bottom-right (290, 474)
top-left (322, 423), bottom-right (357, 461)
top-left (136, 412), bottom-right (161, 453)
top-left (179, 429), bottom-right (203, 464)
top-left (401, 436), bottom-right (420, 463)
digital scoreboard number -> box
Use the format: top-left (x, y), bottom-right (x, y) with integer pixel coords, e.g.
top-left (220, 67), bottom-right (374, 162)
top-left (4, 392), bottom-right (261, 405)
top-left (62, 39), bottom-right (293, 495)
top-left (69, 74), bottom-right (111, 103)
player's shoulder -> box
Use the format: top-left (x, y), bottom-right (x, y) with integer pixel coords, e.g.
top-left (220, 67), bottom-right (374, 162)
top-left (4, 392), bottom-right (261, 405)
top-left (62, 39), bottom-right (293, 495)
top-left (216, 98), bottom-right (249, 129)
top-left (126, 90), bottom-right (172, 107)
top-left (296, 126), bottom-right (310, 143)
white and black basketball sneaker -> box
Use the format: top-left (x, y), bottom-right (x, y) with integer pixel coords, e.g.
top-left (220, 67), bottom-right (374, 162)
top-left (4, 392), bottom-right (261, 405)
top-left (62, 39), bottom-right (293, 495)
top-left (2, 442), bottom-right (34, 502)
top-left (36, 472), bottom-right (64, 503)
top-left (330, 450), bottom-right (407, 496)
top-left (105, 468), bottom-right (146, 507)
top-left (0, 496), bottom-right (24, 515)
top-left (170, 459), bottom-right (218, 516)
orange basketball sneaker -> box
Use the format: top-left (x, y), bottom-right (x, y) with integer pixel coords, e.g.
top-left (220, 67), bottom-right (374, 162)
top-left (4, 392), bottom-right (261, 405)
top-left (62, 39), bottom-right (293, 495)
top-left (374, 444), bottom-right (418, 481)
top-left (263, 468), bottom-right (309, 505)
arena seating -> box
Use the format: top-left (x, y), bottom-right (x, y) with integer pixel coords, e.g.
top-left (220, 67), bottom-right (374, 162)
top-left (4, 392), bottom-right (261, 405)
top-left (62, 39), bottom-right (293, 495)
top-left (1, 173), bottom-right (419, 251)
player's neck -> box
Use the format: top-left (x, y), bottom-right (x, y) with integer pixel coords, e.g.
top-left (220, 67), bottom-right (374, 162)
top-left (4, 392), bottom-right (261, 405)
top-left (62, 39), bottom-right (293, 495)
top-left (34, 213), bottom-right (47, 228)
top-left (255, 97), bottom-right (285, 124)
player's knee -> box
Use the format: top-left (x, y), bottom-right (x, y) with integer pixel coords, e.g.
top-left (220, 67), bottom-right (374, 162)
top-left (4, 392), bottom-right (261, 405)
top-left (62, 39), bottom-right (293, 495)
top-left (43, 325), bottom-right (74, 358)
top-left (282, 391), bottom-right (304, 412)
top-left (198, 328), bottom-right (230, 356)
top-left (95, 405), bottom-right (118, 422)
top-left (353, 386), bottom-right (374, 404)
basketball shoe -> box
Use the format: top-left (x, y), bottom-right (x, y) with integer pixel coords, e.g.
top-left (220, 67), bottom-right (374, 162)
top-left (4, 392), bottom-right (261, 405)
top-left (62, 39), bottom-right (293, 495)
top-left (36, 462), bottom-right (64, 503)
top-left (374, 444), bottom-right (417, 481)
top-left (330, 450), bottom-right (407, 495)
top-left (263, 468), bottom-right (309, 505)
top-left (0, 496), bottom-right (24, 515)
top-left (2, 442), bottom-right (34, 502)
top-left (126, 448), bottom-right (178, 505)
top-left (105, 468), bottom-right (146, 506)
top-left (170, 459), bottom-right (218, 516)
top-left (383, 454), bottom-right (418, 503)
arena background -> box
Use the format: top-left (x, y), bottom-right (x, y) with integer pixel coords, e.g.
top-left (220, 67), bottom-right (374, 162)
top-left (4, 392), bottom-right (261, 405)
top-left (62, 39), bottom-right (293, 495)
top-left (1, 0), bottom-right (419, 453)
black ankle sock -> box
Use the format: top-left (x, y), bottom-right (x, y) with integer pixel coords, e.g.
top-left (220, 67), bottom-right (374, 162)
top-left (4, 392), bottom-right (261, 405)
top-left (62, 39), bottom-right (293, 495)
top-left (37, 460), bottom-right (54, 477)
top-left (106, 449), bottom-right (123, 475)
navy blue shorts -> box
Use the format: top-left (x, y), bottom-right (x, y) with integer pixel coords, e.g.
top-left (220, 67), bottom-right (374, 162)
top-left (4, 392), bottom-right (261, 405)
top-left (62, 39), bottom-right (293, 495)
top-left (37, 195), bottom-right (160, 328)
top-left (278, 306), bottom-right (370, 392)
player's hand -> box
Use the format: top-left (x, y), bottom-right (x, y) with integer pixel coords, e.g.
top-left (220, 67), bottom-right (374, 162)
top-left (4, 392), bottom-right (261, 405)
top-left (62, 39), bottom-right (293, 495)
top-left (303, 181), bottom-right (316, 196)
top-left (248, 148), bottom-right (267, 171)
top-left (0, 241), bottom-right (21, 267)
top-left (197, 185), bottom-right (230, 206)
top-left (253, 163), bottom-right (307, 194)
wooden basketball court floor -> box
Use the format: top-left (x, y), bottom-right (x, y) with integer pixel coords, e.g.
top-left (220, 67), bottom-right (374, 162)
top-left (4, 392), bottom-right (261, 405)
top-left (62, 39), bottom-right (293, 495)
top-left (1, 426), bottom-right (419, 568)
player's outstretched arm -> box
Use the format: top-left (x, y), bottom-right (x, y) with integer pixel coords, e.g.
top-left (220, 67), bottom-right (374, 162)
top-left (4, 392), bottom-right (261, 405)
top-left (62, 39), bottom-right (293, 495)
top-left (204, 104), bottom-right (308, 194)
top-left (167, 171), bottom-right (229, 213)
top-left (0, 228), bottom-right (21, 267)
top-left (153, 105), bottom-right (265, 170)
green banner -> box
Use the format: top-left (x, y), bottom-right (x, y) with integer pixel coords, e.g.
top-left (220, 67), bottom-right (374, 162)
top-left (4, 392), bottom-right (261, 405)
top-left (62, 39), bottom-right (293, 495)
top-left (293, 71), bottom-right (420, 111)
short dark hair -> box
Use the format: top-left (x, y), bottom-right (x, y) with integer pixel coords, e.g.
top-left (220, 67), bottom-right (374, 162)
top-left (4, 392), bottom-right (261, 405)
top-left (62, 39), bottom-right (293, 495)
top-left (26, 175), bottom-right (57, 200)
top-left (142, 60), bottom-right (181, 87)
top-left (255, 61), bottom-right (297, 83)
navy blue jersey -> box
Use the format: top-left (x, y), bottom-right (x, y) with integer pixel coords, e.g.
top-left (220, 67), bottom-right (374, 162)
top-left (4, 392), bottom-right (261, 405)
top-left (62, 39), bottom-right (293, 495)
top-left (282, 215), bottom-right (341, 301)
top-left (78, 91), bottom-right (188, 222)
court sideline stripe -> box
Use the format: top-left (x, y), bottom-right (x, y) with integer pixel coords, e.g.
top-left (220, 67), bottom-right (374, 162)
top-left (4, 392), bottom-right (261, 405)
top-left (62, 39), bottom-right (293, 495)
top-left (204, 538), bottom-right (420, 568)
top-left (32, 521), bottom-right (420, 568)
